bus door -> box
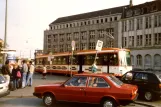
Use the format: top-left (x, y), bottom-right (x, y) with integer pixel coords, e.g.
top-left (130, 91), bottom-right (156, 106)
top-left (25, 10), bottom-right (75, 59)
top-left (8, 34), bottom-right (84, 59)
top-left (78, 55), bottom-right (84, 73)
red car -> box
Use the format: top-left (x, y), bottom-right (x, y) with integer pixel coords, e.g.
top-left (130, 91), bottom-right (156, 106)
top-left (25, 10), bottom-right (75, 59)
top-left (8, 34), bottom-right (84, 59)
top-left (33, 73), bottom-right (138, 107)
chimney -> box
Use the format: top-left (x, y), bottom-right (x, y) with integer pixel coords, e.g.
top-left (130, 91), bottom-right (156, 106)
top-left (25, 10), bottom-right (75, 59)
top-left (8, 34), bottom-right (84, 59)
top-left (129, 0), bottom-right (133, 7)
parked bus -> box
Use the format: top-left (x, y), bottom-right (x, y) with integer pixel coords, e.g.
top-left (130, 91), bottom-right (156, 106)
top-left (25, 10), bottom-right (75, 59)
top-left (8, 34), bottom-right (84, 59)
top-left (35, 48), bottom-right (132, 77)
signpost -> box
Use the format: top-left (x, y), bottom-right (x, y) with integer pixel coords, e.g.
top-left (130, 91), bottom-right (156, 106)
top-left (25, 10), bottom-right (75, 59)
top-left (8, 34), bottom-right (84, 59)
top-left (94, 40), bottom-right (103, 62)
top-left (71, 40), bottom-right (75, 77)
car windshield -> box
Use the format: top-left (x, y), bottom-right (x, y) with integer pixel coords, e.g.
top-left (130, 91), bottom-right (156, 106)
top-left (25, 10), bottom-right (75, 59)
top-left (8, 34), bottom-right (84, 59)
top-left (157, 74), bottom-right (161, 82)
top-left (107, 75), bottom-right (123, 86)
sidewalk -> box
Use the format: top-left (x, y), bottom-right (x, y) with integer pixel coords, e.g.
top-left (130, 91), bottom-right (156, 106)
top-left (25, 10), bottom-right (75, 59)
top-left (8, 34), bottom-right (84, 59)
top-left (6, 73), bottom-right (69, 98)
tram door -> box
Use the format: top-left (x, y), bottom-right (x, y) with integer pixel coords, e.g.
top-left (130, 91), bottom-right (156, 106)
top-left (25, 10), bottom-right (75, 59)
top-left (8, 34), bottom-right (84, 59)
top-left (78, 55), bottom-right (84, 73)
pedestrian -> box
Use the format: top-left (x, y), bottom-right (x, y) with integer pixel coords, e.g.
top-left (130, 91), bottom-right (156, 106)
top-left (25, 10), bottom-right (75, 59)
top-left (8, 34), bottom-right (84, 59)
top-left (26, 61), bottom-right (35, 87)
top-left (91, 61), bottom-right (97, 73)
top-left (42, 65), bottom-right (47, 79)
top-left (1, 60), bottom-right (11, 86)
top-left (11, 63), bottom-right (21, 90)
top-left (22, 60), bottom-right (28, 88)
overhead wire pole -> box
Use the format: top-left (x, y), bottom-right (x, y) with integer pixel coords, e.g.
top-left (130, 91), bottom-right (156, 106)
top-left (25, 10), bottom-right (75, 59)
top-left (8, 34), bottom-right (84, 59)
top-left (3, 0), bottom-right (8, 64)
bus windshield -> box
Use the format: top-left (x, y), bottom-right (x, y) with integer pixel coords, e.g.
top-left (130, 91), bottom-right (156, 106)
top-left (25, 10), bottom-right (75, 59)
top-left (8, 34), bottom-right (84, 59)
top-left (126, 51), bottom-right (131, 66)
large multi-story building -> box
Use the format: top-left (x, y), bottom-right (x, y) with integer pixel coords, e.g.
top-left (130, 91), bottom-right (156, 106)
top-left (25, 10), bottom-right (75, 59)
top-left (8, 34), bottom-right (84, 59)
top-left (44, 0), bottom-right (161, 70)
top-left (44, 5), bottom-right (128, 54)
top-left (119, 0), bottom-right (161, 70)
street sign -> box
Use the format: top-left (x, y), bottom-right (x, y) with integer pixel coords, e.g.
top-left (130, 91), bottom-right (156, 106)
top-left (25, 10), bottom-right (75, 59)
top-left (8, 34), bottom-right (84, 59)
top-left (95, 40), bottom-right (103, 51)
top-left (71, 40), bottom-right (75, 51)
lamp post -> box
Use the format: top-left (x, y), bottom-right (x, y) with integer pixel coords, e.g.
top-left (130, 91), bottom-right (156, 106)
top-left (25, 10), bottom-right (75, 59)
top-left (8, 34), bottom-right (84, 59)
top-left (3, 0), bottom-right (8, 64)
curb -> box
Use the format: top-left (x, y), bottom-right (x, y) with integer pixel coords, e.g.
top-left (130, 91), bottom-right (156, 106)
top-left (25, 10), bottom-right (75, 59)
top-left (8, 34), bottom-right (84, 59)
top-left (5, 95), bottom-right (36, 98)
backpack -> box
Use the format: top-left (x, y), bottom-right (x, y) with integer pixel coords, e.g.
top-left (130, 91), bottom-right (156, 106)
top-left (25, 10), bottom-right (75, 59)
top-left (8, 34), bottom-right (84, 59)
top-left (17, 71), bottom-right (21, 78)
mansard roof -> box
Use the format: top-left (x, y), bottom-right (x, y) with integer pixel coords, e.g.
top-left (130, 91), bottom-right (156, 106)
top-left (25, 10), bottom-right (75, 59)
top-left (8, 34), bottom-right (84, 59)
top-left (50, 5), bottom-right (127, 25)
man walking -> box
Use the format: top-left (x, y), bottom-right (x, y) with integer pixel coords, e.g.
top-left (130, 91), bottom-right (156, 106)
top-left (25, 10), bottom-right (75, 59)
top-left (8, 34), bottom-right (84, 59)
top-left (26, 61), bottom-right (35, 87)
top-left (22, 60), bottom-right (28, 88)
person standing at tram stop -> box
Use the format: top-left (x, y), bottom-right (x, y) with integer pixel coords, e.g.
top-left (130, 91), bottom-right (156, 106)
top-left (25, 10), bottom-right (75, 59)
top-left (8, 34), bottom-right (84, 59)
top-left (26, 61), bottom-right (35, 87)
top-left (42, 65), bottom-right (47, 79)
top-left (22, 60), bottom-right (28, 88)
top-left (91, 61), bottom-right (98, 73)
top-left (1, 60), bottom-right (11, 85)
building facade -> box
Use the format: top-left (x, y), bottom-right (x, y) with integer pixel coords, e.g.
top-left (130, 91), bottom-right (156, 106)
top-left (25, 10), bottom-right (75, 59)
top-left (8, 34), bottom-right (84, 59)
top-left (44, 0), bottom-right (161, 70)
top-left (44, 6), bottom-right (127, 54)
top-left (119, 0), bottom-right (161, 70)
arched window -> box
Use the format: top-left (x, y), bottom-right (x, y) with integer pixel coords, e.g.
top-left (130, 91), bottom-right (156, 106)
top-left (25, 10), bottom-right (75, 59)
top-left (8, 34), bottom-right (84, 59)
top-left (144, 54), bottom-right (152, 69)
top-left (154, 54), bottom-right (161, 67)
top-left (136, 55), bottom-right (142, 66)
top-left (131, 55), bottom-right (134, 65)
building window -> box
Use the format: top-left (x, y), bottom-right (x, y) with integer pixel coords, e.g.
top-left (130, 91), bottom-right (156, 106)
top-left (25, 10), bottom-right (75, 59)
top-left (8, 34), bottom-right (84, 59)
top-left (129, 20), bottom-right (134, 31)
top-left (145, 34), bottom-right (151, 46)
top-left (97, 20), bottom-right (99, 23)
top-left (81, 31), bottom-right (87, 40)
top-left (88, 20), bottom-right (90, 25)
top-left (80, 43), bottom-right (86, 50)
top-left (131, 55), bottom-right (134, 66)
top-left (123, 37), bottom-right (127, 47)
top-left (114, 17), bottom-right (117, 21)
top-left (101, 19), bottom-right (103, 23)
top-left (155, 15), bottom-right (161, 27)
top-left (89, 30), bottom-right (95, 39)
top-left (75, 44), bottom-right (79, 51)
top-left (98, 29), bottom-right (104, 38)
top-left (137, 18), bottom-right (142, 30)
top-left (136, 55), bottom-right (142, 66)
top-left (53, 34), bottom-right (58, 42)
top-left (123, 21), bottom-right (127, 32)
top-left (74, 32), bottom-right (79, 41)
top-left (59, 34), bottom-right (64, 42)
top-left (89, 42), bottom-right (95, 49)
top-left (144, 54), bottom-right (152, 69)
top-left (105, 18), bottom-right (108, 22)
top-left (145, 16), bottom-right (151, 29)
top-left (154, 54), bottom-right (161, 67)
top-left (136, 35), bottom-right (142, 46)
top-left (154, 33), bottom-right (161, 45)
top-left (129, 36), bottom-right (134, 46)
top-left (67, 33), bottom-right (71, 41)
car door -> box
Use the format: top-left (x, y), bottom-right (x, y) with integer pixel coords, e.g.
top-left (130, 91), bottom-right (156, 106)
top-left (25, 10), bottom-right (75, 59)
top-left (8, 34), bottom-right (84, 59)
top-left (56, 76), bottom-right (87, 102)
top-left (85, 76), bottom-right (110, 104)
top-left (132, 72), bottom-right (148, 92)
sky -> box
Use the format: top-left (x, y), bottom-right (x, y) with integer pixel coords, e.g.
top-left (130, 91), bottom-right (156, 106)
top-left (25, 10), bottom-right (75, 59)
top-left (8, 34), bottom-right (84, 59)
top-left (0, 0), bottom-right (153, 58)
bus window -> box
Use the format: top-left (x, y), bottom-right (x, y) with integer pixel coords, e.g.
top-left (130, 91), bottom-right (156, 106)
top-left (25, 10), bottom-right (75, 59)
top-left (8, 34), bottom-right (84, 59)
top-left (62, 56), bottom-right (67, 65)
top-left (126, 51), bottom-right (131, 66)
top-left (84, 55), bottom-right (95, 65)
top-left (103, 53), bottom-right (118, 66)
top-left (53, 57), bottom-right (58, 65)
top-left (57, 57), bottom-right (62, 64)
top-left (97, 54), bottom-right (104, 65)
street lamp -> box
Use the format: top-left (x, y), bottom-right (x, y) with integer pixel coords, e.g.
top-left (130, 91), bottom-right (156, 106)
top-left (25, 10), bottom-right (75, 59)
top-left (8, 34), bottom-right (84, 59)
top-left (3, 0), bottom-right (8, 64)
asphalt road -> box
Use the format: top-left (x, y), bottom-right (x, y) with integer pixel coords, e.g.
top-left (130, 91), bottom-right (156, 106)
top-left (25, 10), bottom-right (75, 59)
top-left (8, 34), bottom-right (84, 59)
top-left (0, 73), bottom-right (160, 107)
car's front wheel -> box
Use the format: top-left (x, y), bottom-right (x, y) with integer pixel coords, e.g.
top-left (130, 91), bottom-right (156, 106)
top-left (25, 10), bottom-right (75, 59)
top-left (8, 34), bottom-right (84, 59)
top-left (101, 98), bottom-right (117, 107)
top-left (43, 94), bottom-right (56, 107)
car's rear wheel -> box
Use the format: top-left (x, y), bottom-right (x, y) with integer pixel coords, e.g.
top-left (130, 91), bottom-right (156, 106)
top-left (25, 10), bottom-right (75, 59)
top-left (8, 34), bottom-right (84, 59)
top-left (101, 98), bottom-right (117, 107)
top-left (43, 94), bottom-right (56, 107)
top-left (144, 91), bottom-right (153, 101)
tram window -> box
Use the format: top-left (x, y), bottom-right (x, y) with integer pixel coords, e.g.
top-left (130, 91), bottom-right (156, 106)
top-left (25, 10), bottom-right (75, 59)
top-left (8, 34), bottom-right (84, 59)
top-left (103, 53), bottom-right (118, 66)
top-left (84, 55), bottom-right (95, 65)
top-left (97, 54), bottom-right (104, 65)
top-left (62, 57), bottom-right (67, 64)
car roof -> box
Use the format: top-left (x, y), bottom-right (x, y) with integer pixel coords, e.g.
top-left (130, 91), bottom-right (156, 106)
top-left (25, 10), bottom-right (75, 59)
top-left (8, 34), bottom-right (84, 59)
top-left (129, 69), bottom-right (161, 75)
top-left (74, 73), bottom-right (110, 77)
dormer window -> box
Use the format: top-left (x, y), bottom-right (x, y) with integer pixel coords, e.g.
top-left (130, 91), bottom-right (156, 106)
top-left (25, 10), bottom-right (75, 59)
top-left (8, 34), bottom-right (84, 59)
top-left (143, 7), bottom-right (148, 14)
